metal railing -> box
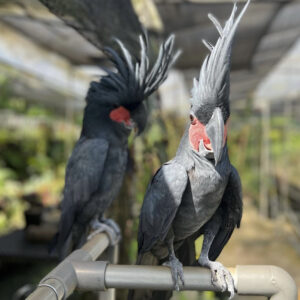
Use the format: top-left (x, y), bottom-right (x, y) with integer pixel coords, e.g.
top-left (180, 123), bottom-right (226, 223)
top-left (26, 232), bottom-right (298, 300)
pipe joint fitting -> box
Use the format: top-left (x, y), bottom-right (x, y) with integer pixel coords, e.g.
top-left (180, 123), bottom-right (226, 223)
top-left (72, 261), bottom-right (109, 291)
top-left (236, 265), bottom-right (297, 300)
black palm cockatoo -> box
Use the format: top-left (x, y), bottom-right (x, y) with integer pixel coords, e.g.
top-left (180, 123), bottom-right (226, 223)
top-left (130, 2), bottom-right (250, 299)
top-left (52, 34), bottom-right (180, 258)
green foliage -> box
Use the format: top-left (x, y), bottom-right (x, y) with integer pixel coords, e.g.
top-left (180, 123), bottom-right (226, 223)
top-left (228, 114), bottom-right (261, 200)
top-left (0, 124), bottom-right (75, 180)
top-left (269, 116), bottom-right (300, 185)
top-left (0, 122), bottom-right (77, 232)
top-left (0, 80), bottom-right (80, 233)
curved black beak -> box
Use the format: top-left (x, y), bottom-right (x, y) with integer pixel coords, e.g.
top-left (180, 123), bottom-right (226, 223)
top-left (205, 107), bottom-right (224, 166)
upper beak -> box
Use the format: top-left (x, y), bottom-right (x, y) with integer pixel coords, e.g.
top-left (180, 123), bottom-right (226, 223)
top-left (205, 107), bottom-right (224, 166)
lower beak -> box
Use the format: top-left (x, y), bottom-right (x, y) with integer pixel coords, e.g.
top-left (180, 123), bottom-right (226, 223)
top-left (205, 107), bottom-right (224, 166)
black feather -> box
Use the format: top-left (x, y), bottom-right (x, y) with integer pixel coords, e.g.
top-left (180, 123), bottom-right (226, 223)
top-left (87, 34), bottom-right (180, 108)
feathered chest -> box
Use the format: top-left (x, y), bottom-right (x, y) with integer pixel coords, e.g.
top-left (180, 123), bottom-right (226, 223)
top-left (171, 157), bottom-right (229, 240)
top-left (186, 156), bottom-right (229, 210)
top-left (104, 146), bottom-right (128, 178)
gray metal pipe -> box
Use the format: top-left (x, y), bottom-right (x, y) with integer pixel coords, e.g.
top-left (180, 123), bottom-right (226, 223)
top-left (26, 233), bottom-right (110, 300)
top-left (72, 263), bottom-right (297, 299)
top-left (73, 263), bottom-right (219, 291)
top-left (235, 265), bottom-right (298, 300)
top-left (29, 278), bottom-right (65, 300)
top-left (26, 231), bottom-right (298, 300)
top-left (73, 261), bottom-right (108, 291)
top-left (105, 265), bottom-right (217, 291)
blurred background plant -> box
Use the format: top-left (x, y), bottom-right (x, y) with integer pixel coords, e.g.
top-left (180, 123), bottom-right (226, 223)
top-left (0, 78), bottom-right (81, 235)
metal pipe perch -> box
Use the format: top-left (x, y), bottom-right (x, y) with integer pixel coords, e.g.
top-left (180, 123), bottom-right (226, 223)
top-left (26, 232), bottom-right (298, 300)
top-left (69, 263), bottom-right (298, 299)
top-left (234, 265), bottom-right (298, 300)
top-left (27, 232), bottom-right (110, 300)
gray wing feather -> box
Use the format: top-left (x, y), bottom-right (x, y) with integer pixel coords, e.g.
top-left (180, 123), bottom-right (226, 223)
top-left (56, 138), bottom-right (109, 247)
top-left (209, 166), bottom-right (242, 261)
top-left (138, 161), bottom-right (188, 253)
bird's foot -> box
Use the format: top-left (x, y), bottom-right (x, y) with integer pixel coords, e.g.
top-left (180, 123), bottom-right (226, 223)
top-left (163, 256), bottom-right (185, 291)
top-left (88, 218), bottom-right (121, 246)
top-left (207, 261), bottom-right (235, 299)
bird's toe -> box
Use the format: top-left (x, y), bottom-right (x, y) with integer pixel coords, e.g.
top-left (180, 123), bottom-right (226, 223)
top-left (163, 256), bottom-right (185, 291)
top-left (88, 218), bottom-right (121, 245)
top-left (209, 261), bottom-right (235, 297)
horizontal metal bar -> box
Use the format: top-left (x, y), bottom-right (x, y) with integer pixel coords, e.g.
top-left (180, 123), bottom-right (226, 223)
top-left (73, 263), bottom-right (220, 291)
top-left (26, 231), bottom-right (298, 300)
top-left (105, 265), bottom-right (218, 291)
top-left (72, 263), bottom-right (297, 299)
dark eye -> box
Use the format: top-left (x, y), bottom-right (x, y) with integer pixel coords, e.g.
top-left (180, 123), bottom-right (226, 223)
top-left (190, 114), bottom-right (196, 125)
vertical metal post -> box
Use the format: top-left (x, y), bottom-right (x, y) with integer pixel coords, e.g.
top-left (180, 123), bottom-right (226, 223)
top-left (259, 103), bottom-right (270, 217)
top-left (281, 101), bottom-right (292, 213)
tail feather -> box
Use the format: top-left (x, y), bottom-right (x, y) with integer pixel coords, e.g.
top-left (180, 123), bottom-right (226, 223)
top-left (48, 230), bottom-right (73, 260)
top-left (175, 236), bottom-right (197, 266)
top-left (48, 219), bottom-right (88, 260)
top-left (48, 200), bottom-right (91, 260)
top-left (48, 232), bottom-right (59, 255)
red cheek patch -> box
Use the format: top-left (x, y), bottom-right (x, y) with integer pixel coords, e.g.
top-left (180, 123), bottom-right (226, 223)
top-left (189, 120), bottom-right (211, 151)
top-left (189, 119), bottom-right (229, 151)
top-left (109, 106), bottom-right (131, 126)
